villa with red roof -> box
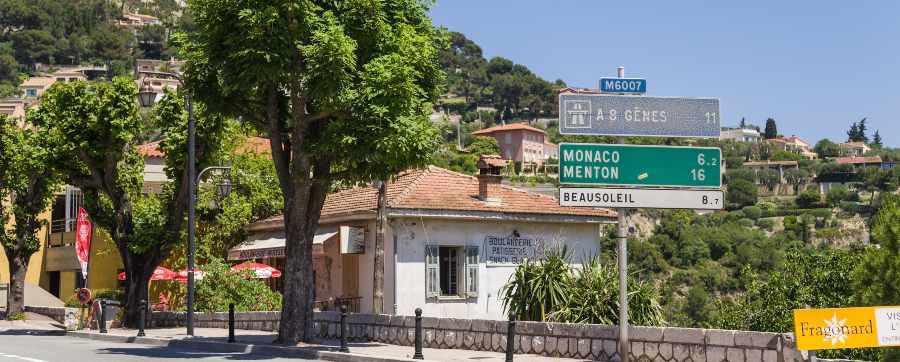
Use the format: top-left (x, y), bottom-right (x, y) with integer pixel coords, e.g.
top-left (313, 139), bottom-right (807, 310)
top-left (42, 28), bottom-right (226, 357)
top-left (472, 123), bottom-right (552, 165)
top-left (229, 161), bottom-right (615, 320)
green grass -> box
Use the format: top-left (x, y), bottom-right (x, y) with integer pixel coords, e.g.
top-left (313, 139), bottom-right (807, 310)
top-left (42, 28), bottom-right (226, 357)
top-left (6, 312), bottom-right (26, 321)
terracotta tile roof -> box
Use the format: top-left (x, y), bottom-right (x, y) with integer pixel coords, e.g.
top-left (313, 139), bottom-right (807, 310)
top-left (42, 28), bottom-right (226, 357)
top-left (742, 160), bottom-right (799, 167)
top-left (252, 166), bottom-right (615, 228)
top-left (836, 156), bottom-right (882, 165)
top-left (477, 155), bottom-right (508, 168)
top-left (558, 87), bottom-right (600, 94)
top-left (471, 123), bottom-right (546, 135)
top-left (137, 137), bottom-right (271, 158)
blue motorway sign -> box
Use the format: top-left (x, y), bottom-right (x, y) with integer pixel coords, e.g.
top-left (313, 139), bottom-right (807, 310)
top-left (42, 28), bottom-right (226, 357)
top-left (600, 78), bottom-right (646, 94)
top-left (558, 93), bottom-right (720, 138)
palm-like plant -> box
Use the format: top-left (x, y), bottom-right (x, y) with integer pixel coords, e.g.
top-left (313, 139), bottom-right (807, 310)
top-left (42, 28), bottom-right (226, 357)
top-left (499, 246), bottom-right (572, 321)
top-left (501, 251), bottom-right (665, 326)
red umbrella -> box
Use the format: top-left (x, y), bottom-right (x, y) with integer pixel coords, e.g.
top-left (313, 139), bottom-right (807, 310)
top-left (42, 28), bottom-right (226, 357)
top-left (118, 266), bottom-right (177, 281)
top-left (231, 262), bottom-right (282, 278)
top-left (174, 269), bottom-right (206, 283)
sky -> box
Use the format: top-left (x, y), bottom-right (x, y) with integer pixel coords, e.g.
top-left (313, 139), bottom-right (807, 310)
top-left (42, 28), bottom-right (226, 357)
top-left (430, 1), bottom-right (900, 147)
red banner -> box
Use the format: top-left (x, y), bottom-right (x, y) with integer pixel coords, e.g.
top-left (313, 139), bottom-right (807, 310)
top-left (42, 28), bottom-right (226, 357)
top-left (75, 207), bottom-right (92, 280)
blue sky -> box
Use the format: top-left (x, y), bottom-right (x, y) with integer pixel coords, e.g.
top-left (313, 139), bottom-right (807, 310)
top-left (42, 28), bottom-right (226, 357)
top-left (430, 1), bottom-right (900, 147)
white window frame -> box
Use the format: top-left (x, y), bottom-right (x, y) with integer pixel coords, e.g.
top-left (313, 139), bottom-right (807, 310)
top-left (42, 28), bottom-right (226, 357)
top-left (425, 245), bottom-right (478, 299)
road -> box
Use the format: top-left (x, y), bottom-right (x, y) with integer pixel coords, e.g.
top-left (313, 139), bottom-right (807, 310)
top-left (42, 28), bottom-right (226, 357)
top-left (0, 335), bottom-right (326, 362)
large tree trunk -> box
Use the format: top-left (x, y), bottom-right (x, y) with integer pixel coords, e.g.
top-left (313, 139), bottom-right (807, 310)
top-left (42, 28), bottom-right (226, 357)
top-left (5, 251), bottom-right (27, 318)
top-left (373, 181), bottom-right (386, 314)
top-left (120, 250), bottom-right (157, 328)
top-left (277, 181), bottom-right (329, 344)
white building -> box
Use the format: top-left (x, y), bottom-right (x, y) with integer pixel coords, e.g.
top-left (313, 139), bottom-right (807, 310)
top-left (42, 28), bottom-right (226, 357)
top-left (720, 128), bottom-right (761, 143)
top-left (230, 165), bottom-right (615, 320)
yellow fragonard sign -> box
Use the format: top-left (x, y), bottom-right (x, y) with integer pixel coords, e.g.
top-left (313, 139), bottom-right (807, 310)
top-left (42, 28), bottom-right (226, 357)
top-left (793, 306), bottom-right (900, 350)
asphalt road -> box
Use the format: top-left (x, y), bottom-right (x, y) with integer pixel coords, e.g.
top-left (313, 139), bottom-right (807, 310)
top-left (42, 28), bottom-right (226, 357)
top-left (0, 334), bottom-right (326, 362)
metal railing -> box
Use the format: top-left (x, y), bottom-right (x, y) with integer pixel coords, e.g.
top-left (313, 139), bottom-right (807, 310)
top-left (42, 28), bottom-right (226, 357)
top-left (314, 296), bottom-right (362, 313)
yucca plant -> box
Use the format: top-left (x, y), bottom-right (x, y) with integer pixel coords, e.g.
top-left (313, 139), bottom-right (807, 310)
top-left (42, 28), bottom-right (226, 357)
top-left (550, 257), bottom-right (665, 326)
top-left (500, 246), bottom-right (572, 321)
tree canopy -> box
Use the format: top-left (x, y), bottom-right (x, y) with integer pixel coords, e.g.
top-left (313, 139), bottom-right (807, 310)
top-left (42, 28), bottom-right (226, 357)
top-left (183, 0), bottom-right (445, 343)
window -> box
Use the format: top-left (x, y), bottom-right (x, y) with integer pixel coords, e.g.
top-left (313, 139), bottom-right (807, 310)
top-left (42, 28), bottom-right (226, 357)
top-left (505, 133), bottom-right (512, 144)
top-left (425, 245), bottom-right (478, 298)
top-left (26, 89), bottom-right (37, 97)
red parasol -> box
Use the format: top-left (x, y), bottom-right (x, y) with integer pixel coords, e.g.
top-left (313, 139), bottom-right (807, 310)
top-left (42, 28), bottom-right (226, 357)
top-left (231, 262), bottom-right (282, 278)
top-left (174, 269), bottom-right (206, 283)
top-left (118, 266), bottom-right (177, 281)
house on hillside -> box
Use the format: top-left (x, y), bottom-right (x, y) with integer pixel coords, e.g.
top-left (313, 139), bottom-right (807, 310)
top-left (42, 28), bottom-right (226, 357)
top-left (835, 156), bottom-right (893, 170)
top-left (742, 160), bottom-right (800, 184)
top-left (767, 135), bottom-right (817, 160)
top-left (471, 123), bottom-right (547, 165)
top-left (839, 142), bottom-right (871, 157)
top-left (720, 128), bottom-right (761, 143)
top-left (228, 161), bottom-right (615, 319)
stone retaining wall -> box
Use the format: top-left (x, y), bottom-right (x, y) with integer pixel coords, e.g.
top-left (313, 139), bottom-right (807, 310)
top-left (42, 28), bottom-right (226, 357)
top-left (24, 306), bottom-right (79, 330)
top-left (151, 311), bottom-right (805, 362)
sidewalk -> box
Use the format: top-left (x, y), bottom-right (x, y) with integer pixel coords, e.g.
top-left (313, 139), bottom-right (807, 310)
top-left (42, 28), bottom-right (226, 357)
top-left (68, 327), bottom-right (591, 362)
top-left (0, 312), bottom-right (67, 335)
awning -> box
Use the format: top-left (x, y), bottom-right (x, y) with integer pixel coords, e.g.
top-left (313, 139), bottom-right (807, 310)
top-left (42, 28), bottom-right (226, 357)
top-left (227, 228), bottom-right (338, 261)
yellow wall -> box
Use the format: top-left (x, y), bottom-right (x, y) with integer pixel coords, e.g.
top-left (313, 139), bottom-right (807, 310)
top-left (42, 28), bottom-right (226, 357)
top-left (1, 207), bottom-right (123, 304)
top-left (0, 208), bottom-right (50, 285)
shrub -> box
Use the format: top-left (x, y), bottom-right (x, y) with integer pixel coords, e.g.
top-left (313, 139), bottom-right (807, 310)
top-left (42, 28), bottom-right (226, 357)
top-left (738, 218), bottom-right (755, 228)
top-left (742, 206), bottom-right (762, 220)
top-left (7, 312), bottom-right (26, 321)
top-left (756, 218), bottom-right (775, 231)
top-left (757, 201), bottom-right (777, 211)
top-left (795, 189), bottom-right (822, 208)
top-left (826, 186), bottom-right (861, 207)
top-left (195, 258), bottom-right (282, 312)
top-left (726, 179), bottom-right (758, 209)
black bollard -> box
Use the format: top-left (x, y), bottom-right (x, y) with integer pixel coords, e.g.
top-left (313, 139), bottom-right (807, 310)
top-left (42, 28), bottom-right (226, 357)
top-left (137, 300), bottom-right (147, 337)
top-left (413, 308), bottom-right (424, 360)
top-left (339, 304), bottom-right (350, 353)
top-left (228, 303), bottom-right (235, 343)
top-left (99, 299), bottom-right (108, 333)
top-left (505, 313), bottom-right (516, 362)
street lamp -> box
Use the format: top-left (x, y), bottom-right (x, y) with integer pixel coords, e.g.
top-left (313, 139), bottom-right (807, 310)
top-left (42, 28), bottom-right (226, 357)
top-left (136, 75), bottom-right (200, 336)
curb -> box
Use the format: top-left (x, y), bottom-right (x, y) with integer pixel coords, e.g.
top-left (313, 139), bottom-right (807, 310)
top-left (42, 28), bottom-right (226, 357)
top-left (0, 328), bottom-right (66, 336)
top-left (66, 331), bottom-right (437, 362)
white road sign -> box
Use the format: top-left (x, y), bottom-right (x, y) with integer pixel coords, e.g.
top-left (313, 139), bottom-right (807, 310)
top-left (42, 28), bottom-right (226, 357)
top-left (559, 187), bottom-right (724, 210)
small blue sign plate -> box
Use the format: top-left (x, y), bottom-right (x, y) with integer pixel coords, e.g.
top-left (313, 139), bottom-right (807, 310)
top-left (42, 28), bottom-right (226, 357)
top-left (600, 78), bottom-right (646, 94)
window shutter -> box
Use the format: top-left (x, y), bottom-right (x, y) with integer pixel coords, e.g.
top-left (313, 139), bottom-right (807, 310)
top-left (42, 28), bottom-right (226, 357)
top-left (425, 245), bottom-right (439, 298)
top-left (465, 246), bottom-right (479, 297)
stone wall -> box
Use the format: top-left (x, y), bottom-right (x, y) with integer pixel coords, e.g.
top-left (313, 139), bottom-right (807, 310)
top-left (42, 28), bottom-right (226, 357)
top-left (151, 311), bottom-right (805, 362)
top-left (24, 306), bottom-right (79, 330)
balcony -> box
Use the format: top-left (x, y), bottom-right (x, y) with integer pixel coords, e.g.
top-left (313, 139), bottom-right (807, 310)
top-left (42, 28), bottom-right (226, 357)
top-left (44, 219), bottom-right (79, 272)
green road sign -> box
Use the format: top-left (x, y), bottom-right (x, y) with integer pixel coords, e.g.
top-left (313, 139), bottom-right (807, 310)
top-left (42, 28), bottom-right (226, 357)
top-left (559, 143), bottom-right (722, 188)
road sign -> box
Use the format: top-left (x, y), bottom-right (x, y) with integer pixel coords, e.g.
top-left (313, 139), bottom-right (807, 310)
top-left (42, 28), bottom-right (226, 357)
top-left (559, 93), bottom-right (720, 137)
top-left (600, 78), bottom-right (646, 94)
top-left (559, 188), bottom-right (724, 210)
top-left (793, 306), bottom-right (900, 350)
top-left (559, 143), bottom-right (722, 188)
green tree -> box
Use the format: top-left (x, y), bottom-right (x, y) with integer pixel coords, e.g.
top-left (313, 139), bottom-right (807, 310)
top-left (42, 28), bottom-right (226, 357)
top-left (814, 139), bottom-right (841, 159)
top-left (467, 136), bottom-right (500, 156)
top-left (38, 80), bottom-right (228, 326)
top-left (872, 130), bottom-right (882, 147)
top-left (182, 0), bottom-right (444, 344)
top-left (847, 122), bottom-right (859, 142)
top-left (855, 194), bottom-right (900, 306)
top-left (0, 115), bottom-right (63, 317)
top-left (857, 118), bottom-right (869, 143)
top-left (726, 179), bottom-right (757, 209)
top-left (795, 189), bottom-right (821, 209)
top-left (825, 186), bottom-right (853, 207)
top-left (0, 44), bottom-right (19, 96)
top-left (763, 118), bottom-right (777, 139)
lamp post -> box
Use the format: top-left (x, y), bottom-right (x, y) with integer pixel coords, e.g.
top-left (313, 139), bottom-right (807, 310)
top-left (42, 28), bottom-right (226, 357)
top-left (137, 76), bottom-right (202, 336)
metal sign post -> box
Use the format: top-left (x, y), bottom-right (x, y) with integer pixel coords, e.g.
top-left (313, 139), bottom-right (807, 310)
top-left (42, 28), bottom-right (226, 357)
top-left (614, 67), bottom-right (630, 362)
